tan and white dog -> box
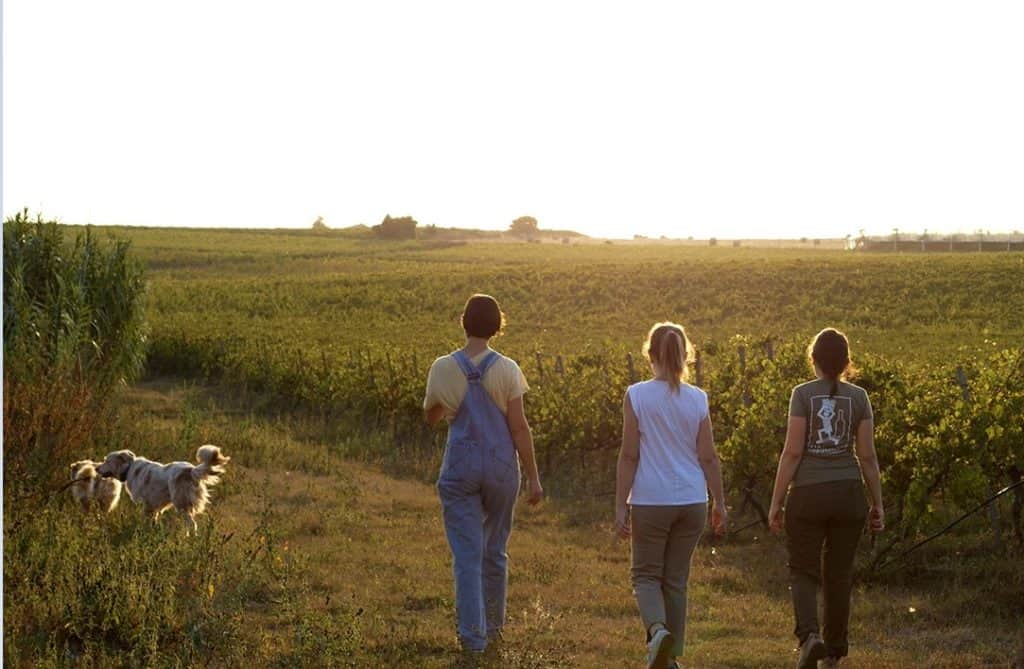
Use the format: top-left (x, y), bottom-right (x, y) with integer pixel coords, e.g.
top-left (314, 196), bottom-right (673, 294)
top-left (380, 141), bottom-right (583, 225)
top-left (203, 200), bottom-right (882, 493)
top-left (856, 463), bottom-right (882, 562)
top-left (96, 445), bottom-right (230, 534)
top-left (69, 460), bottom-right (123, 513)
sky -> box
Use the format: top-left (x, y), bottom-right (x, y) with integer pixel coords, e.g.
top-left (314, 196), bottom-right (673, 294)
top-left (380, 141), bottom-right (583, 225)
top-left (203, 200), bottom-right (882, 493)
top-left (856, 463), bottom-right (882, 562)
top-left (3, 1), bottom-right (1023, 240)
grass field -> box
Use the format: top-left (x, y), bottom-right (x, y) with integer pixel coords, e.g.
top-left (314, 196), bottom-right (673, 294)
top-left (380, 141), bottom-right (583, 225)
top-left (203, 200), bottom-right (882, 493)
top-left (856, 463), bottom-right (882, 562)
top-left (5, 225), bottom-right (1024, 667)
top-left (104, 225), bottom-right (1024, 358)
top-left (34, 376), bottom-right (1020, 667)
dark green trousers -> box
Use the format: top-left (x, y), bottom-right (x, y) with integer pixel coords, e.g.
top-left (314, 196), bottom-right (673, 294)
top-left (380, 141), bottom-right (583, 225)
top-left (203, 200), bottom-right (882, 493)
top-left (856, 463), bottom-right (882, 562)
top-left (785, 479), bottom-right (868, 658)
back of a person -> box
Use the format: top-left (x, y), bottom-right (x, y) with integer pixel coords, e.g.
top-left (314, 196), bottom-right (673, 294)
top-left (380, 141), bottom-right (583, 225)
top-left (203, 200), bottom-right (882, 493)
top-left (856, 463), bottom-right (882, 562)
top-left (789, 377), bottom-right (872, 489)
top-left (627, 379), bottom-right (708, 506)
top-left (426, 349), bottom-right (525, 421)
top-left (768, 327), bottom-right (884, 669)
top-left (422, 294), bottom-right (544, 657)
top-left (614, 321), bottom-right (727, 669)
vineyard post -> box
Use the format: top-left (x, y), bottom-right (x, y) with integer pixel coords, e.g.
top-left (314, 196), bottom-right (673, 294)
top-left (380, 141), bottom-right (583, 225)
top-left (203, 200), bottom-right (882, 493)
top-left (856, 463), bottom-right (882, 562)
top-left (957, 366), bottom-right (1004, 550)
top-left (627, 353), bottom-right (638, 384)
top-left (412, 351), bottom-right (419, 374)
top-left (556, 355), bottom-right (565, 376)
top-left (320, 349), bottom-right (331, 419)
top-left (739, 345), bottom-right (752, 407)
top-left (763, 340), bottom-right (775, 361)
top-left (535, 351), bottom-right (545, 382)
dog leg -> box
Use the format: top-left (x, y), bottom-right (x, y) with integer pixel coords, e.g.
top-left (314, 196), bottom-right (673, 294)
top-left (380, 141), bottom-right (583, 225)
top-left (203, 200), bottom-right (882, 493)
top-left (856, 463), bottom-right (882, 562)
top-left (178, 509), bottom-right (198, 536)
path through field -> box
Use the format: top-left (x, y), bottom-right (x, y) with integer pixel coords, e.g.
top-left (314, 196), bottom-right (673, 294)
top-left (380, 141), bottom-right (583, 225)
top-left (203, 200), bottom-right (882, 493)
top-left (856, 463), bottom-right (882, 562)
top-left (135, 380), bottom-right (1013, 668)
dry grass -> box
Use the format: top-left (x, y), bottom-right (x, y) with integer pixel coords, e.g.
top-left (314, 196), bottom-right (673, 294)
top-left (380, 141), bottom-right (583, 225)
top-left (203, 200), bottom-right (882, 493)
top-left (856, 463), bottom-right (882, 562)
top-left (95, 378), bottom-right (1021, 668)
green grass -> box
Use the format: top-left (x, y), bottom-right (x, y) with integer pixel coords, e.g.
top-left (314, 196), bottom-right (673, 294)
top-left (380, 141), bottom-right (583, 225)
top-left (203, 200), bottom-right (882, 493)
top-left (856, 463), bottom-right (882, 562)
top-left (91, 225), bottom-right (1024, 359)
top-left (9, 377), bottom-right (1018, 667)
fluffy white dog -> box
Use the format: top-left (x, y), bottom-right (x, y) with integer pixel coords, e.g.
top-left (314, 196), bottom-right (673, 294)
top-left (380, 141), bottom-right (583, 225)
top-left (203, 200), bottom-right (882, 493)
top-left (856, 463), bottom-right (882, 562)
top-left (69, 460), bottom-right (123, 513)
top-left (96, 445), bottom-right (230, 534)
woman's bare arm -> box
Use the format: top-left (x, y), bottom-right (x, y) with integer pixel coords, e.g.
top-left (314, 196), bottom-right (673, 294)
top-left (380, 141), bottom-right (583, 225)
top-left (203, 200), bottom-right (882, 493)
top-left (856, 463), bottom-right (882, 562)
top-left (424, 403), bottom-right (446, 427)
top-left (855, 417), bottom-right (885, 531)
top-left (696, 416), bottom-right (727, 534)
top-left (768, 416), bottom-right (807, 532)
top-left (507, 395), bottom-right (543, 504)
top-left (615, 392), bottom-right (641, 538)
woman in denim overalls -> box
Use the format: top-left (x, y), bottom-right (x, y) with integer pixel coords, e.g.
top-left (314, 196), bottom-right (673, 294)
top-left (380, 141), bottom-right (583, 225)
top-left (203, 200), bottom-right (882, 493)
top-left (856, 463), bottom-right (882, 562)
top-left (424, 294), bottom-right (544, 656)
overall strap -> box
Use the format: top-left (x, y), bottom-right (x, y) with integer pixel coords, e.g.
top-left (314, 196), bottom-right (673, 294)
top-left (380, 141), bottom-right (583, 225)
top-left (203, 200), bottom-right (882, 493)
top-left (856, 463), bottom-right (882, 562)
top-left (451, 350), bottom-right (499, 383)
top-left (476, 351), bottom-right (499, 375)
top-left (451, 350), bottom-right (482, 382)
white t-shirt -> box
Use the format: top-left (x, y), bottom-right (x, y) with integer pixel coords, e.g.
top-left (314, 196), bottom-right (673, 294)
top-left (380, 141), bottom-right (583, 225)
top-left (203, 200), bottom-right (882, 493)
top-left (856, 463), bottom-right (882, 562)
top-left (626, 379), bottom-right (709, 506)
top-left (422, 349), bottom-right (529, 419)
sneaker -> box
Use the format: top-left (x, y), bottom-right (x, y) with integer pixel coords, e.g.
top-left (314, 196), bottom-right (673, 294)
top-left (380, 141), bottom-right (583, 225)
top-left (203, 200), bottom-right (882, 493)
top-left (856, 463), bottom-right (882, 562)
top-left (818, 657), bottom-right (839, 669)
top-left (797, 633), bottom-right (827, 669)
top-left (646, 627), bottom-right (675, 669)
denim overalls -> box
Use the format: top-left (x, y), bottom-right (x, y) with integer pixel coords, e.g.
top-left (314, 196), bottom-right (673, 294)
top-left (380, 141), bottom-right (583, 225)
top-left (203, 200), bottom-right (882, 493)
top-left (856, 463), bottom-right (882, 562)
top-left (437, 350), bottom-right (521, 651)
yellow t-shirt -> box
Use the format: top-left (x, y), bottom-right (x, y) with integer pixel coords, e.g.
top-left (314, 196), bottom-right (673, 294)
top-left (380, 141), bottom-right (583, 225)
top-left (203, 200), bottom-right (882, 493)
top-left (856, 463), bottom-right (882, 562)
top-left (422, 349), bottom-right (529, 419)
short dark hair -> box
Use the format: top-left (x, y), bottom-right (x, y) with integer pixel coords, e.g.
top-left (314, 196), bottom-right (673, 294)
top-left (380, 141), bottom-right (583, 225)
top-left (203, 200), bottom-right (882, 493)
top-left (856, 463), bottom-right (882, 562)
top-left (461, 294), bottom-right (505, 339)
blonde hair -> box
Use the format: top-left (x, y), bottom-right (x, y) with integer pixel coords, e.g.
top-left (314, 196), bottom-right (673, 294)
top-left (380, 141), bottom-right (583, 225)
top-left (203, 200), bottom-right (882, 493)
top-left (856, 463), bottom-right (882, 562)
top-left (642, 321), bottom-right (695, 391)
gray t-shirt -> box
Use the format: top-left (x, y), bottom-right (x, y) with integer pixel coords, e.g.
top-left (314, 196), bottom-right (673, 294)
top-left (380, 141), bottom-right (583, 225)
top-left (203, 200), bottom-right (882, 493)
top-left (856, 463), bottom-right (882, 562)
top-left (788, 378), bottom-right (872, 488)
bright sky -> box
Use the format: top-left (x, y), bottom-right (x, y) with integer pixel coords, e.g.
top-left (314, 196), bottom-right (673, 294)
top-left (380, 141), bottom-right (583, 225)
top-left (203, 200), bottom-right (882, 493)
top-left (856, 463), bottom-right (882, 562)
top-left (4, 2), bottom-right (1023, 239)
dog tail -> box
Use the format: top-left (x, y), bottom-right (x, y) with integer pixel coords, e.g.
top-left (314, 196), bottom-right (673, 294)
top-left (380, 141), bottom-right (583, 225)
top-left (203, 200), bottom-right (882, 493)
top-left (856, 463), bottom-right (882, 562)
top-left (192, 445), bottom-right (230, 485)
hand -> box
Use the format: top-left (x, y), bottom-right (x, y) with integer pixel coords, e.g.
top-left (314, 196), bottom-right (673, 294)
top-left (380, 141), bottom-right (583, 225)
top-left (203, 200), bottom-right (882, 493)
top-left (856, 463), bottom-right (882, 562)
top-left (615, 504), bottom-right (631, 539)
top-left (869, 505), bottom-right (885, 533)
top-left (768, 502), bottom-right (785, 534)
top-left (710, 500), bottom-right (728, 536)
top-left (525, 478), bottom-right (544, 506)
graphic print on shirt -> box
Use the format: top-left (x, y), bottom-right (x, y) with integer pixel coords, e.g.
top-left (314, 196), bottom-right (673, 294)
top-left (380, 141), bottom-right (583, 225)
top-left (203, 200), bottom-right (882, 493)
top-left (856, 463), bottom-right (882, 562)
top-left (807, 395), bottom-right (853, 456)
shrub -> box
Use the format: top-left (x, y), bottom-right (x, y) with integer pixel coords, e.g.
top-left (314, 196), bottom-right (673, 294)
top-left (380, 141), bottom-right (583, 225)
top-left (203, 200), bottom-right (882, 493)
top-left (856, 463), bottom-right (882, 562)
top-left (3, 211), bottom-right (147, 495)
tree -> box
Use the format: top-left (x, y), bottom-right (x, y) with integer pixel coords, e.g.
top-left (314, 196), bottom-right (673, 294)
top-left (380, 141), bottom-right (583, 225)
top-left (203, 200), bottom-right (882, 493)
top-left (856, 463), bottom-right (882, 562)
top-left (509, 216), bottom-right (539, 237)
top-left (311, 216), bottom-right (328, 232)
top-left (373, 214), bottom-right (418, 240)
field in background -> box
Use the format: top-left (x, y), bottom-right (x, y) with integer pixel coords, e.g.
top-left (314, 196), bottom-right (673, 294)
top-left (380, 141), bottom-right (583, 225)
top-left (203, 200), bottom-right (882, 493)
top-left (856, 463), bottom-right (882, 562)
top-left (98, 225), bottom-right (1024, 357)
top-left (7, 225), bottom-right (1023, 666)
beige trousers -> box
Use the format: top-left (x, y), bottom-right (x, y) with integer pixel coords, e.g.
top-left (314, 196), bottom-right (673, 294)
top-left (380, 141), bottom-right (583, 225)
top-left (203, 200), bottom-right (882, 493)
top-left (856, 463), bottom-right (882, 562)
top-left (630, 502), bottom-right (707, 658)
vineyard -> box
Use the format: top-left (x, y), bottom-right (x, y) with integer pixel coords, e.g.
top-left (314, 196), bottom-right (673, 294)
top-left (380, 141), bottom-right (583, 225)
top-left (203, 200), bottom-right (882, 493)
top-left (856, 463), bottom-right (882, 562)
top-left (121, 226), bottom-right (1024, 558)
top-left (6, 221), bottom-right (1023, 666)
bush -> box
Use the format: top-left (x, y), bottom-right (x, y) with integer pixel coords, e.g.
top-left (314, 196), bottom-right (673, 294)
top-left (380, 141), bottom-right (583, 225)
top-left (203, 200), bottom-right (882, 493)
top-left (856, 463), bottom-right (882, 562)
top-left (372, 215), bottom-right (417, 240)
top-left (3, 211), bottom-right (147, 494)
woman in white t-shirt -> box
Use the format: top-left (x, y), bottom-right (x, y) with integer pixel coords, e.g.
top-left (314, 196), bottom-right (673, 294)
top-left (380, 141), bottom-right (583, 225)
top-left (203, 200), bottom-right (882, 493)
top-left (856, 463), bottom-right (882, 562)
top-left (615, 322), bottom-right (727, 669)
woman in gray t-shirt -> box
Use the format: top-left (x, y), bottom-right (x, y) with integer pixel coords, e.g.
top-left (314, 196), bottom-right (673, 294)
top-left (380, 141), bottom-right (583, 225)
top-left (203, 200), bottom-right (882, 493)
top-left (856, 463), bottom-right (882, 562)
top-left (767, 328), bottom-right (884, 669)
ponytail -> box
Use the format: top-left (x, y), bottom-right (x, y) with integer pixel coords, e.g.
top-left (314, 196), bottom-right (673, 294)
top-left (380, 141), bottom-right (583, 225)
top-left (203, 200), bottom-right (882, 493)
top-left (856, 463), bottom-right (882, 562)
top-left (643, 322), bottom-right (694, 393)
top-left (659, 330), bottom-right (685, 392)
